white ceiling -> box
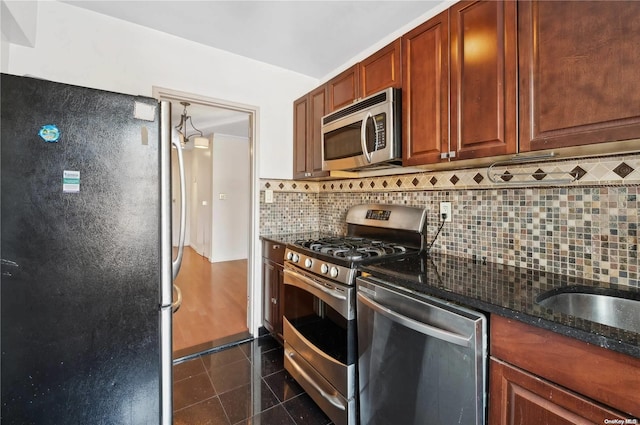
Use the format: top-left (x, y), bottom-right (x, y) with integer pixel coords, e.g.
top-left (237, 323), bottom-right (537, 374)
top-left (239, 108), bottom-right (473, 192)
top-left (62, 0), bottom-right (447, 137)
top-left (170, 100), bottom-right (250, 139)
top-left (63, 1), bottom-right (447, 79)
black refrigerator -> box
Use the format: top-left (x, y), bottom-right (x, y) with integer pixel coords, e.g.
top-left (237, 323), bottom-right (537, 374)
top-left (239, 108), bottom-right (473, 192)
top-left (1, 74), bottom-right (181, 424)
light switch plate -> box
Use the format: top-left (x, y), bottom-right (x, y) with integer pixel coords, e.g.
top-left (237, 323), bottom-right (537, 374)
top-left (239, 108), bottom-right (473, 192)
top-left (265, 189), bottom-right (274, 203)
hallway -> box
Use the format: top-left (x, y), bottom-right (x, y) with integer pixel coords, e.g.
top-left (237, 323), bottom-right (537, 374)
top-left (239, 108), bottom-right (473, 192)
top-left (173, 247), bottom-right (249, 357)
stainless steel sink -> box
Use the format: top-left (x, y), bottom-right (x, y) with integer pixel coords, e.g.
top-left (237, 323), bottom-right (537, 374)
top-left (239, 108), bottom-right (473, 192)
top-left (536, 288), bottom-right (640, 333)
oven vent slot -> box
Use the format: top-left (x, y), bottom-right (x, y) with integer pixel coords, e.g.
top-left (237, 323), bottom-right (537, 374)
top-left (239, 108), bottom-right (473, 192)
top-left (322, 90), bottom-right (390, 125)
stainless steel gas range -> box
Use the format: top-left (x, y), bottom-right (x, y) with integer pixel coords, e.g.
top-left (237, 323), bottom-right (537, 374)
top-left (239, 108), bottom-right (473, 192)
top-left (282, 204), bottom-right (427, 425)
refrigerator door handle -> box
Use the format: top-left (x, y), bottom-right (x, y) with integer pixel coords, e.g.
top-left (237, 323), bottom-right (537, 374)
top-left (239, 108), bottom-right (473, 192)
top-left (171, 284), bottom-right (182, 313)
top-left (171, 135), bottom-right (187, 280)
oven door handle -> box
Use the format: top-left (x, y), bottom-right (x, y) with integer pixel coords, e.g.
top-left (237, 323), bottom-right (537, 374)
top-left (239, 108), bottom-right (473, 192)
top-left (284, 268), bottom-right (346, 301)
top-left (357, 292), bottom-right (472, 347)
top-left (286, 350), bottom-right (347, 411)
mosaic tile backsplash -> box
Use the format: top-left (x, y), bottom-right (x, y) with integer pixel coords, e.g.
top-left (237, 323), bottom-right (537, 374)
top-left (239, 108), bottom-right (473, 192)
top-left (260, 154), bottom-right (640, 288)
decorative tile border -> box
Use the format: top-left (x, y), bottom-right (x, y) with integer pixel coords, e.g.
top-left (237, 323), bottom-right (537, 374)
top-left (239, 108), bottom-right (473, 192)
top-left (259, 180), bottom-right (320, 192)
top-left (260, 153), bottom-right (640, 193)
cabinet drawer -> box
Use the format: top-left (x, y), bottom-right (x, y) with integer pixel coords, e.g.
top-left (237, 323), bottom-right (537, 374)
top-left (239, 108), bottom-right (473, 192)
top-left (490, 315), bottom-right (640, 417)
top-left (262, 239), bottom-right (285, 264)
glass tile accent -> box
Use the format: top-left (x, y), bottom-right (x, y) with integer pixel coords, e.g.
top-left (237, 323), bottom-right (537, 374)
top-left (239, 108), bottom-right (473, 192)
top-left (259, 153), bottom-right (640, 288)
top-left (450, 175), bottom-right (459, 185)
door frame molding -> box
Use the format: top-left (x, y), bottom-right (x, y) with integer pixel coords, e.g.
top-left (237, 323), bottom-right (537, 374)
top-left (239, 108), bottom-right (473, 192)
top-left (152, 86), bottom-right (260, 337)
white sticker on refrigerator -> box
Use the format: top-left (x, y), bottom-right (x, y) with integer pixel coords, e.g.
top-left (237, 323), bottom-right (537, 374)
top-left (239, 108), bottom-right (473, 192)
top-left (63, 170), bottom-right (80, 193)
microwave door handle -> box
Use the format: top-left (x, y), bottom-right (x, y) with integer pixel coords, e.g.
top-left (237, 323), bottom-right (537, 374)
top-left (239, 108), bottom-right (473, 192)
top-left (360, 112), bottom-right (373, 163)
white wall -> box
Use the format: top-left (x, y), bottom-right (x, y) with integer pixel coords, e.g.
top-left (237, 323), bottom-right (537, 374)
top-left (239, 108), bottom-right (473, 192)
top-left (189, 140), bottom-right (212, 258)
top-left (5, 0), bottom-right (318, 180)
top-left (211, 134), bottom-right (250, 263)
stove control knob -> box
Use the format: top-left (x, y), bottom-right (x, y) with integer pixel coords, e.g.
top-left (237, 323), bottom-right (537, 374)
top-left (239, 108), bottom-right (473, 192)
top-left (286, 251), bottom-right (293, 261)
top-left (304, 258), bottom-right (313, 268)
top-left (320, 264), bottom-right (329, 274)
top-left (330, 267), bottom-right (339, 278)
top-left (292, 254), bottom-right (299, 263)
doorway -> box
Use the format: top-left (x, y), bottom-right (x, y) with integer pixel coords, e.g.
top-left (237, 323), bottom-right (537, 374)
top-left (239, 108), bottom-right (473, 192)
top-left (154, 87), bottom-right (257, 359)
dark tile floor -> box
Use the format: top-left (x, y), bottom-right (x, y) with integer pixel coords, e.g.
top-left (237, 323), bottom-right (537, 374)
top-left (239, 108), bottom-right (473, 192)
top-left (173, 335), bottom-right (333, 425)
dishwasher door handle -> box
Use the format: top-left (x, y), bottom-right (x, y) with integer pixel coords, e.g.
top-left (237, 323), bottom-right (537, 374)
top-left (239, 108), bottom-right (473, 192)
top-left (357, 292), bottom-right (472, 347)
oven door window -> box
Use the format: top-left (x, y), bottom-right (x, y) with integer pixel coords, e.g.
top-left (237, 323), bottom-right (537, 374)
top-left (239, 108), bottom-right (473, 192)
top-left (284, 283), bottom-right (351, 364)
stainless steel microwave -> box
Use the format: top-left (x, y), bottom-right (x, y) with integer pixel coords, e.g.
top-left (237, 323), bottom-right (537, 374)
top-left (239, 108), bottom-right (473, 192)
top-left (321, 87), bottom-right (401, 171)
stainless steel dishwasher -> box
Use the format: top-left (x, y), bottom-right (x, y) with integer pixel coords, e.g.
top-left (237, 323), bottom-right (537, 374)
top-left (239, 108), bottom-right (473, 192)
top-left (356, 276), bottom-right (487, 425)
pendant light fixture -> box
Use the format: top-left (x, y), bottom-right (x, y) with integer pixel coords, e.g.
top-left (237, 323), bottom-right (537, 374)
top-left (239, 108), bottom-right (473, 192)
top-left (174, 101), bottom-right (209, 149)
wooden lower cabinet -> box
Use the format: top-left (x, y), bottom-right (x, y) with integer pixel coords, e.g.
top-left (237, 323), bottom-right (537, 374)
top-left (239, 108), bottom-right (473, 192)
top-left (489, 315), bottom-right (640, 423)
top-left (262, 240), bottom-right (285, 339)
top-left (489, 359), bottom-right (627, 425)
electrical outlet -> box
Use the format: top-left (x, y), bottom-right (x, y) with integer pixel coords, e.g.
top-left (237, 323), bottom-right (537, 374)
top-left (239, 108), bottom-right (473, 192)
top-left (440, 202), bottom-right (452, 222)
top-left (265, 189), bottom-right (274, 203)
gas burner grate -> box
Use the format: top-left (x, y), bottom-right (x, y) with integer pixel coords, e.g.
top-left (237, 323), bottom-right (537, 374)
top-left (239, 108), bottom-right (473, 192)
top-left (294, 237), bottom-right (408, 260)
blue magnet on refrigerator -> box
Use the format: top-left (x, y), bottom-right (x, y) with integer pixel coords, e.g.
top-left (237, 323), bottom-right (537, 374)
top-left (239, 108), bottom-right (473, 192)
top-left (38, 124), bottom-right (60, 142)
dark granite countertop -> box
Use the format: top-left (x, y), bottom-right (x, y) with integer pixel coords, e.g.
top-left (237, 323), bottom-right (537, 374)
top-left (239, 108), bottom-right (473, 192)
top-left (360, 253), bottom-right (640, 359)
top-left (260, 233), bottom-right (639, 358)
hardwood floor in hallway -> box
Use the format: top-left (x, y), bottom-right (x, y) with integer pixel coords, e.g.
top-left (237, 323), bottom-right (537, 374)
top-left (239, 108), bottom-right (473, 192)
top-left (173, 247), bottom-right (249, 356)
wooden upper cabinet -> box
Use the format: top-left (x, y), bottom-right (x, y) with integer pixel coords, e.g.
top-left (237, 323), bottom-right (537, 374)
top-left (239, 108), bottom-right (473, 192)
top-left (519, 1), bottom-right (640, 152)
top-left (293, 86), bottom-right (328, 179)
top-left (360, 39), bottom-right (402, 97)
top-left (293, 95), bottom-right (309, 179)
top-left (308, 86), bottom-right (328, 175)
top-left (327, 64), bottom-right (359, 112)
top-left (402, 10), bottom-right (449, 166)
top-left (450, 0), bottom-right (517, 161)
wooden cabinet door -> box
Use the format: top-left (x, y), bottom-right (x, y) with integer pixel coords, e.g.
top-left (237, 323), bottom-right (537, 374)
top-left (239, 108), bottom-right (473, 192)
top-left (360, 39), bottom-right (402, 97)
top-left (489, 359), bottom-right (628, 425)
top-left (293, 89), bottom-right (329, 179)
top-left (519, 1), bottom-right (640, 151)
top-left (274, 264), bottom-right (284, 338)
top-left (328, 64), bottom-right (359, 112)
top-left (450, 0), bottom-right (517, 160)
top-left (293, 95), bottom-right (309, 179)
top-left (308, 86), bottom-right (328, 175)
top-left (402, 10), bottom-right (449, 166)
top-left (262, 258), bottom-right (277, 334)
